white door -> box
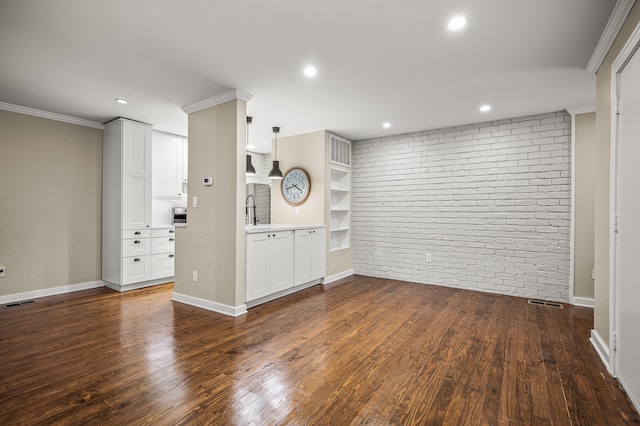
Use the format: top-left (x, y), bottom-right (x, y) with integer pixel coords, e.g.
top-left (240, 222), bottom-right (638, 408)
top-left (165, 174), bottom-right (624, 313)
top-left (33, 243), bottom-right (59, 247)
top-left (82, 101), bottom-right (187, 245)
top-left (311, 228), bottom-right (326, 281)
top-left (614, 45), bottom-right (640, 410)
top-left (246, 233), bottom-right (270, 301)
top-left (294, 230), bottom-right (312, 285)
top-left (123, 121), bottom-right (152, 230)
top-left (270, 232), bottom-right (294, 293)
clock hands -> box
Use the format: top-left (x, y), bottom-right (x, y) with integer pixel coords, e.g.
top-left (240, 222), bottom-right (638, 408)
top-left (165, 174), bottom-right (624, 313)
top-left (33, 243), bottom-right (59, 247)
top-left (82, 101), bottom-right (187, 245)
top-left (285, 184), bottom-right (301, 191)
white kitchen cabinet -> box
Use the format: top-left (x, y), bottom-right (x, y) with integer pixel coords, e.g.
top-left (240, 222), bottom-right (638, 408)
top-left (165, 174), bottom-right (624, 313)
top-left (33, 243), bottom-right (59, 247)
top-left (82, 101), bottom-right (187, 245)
top-left (150, 227), bottom-right (175, 279)
top-left (152, 132), bottom-right (183, 199)
top-left (294, 227), bottom-right (326, 285)
top-left (246, 230), bottom-right (293, 302)
top-left (103, 118), bottom-right (156, 290)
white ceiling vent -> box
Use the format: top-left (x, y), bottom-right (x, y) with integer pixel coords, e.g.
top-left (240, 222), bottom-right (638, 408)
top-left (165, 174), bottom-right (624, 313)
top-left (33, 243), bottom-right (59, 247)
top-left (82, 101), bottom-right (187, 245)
top-left (330, 134), bottom-right (351, 167)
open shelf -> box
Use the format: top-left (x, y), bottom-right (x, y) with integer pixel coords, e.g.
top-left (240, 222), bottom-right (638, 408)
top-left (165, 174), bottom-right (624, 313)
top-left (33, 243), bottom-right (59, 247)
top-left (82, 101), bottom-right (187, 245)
top-left (330, 167), bottom-right (350, 252)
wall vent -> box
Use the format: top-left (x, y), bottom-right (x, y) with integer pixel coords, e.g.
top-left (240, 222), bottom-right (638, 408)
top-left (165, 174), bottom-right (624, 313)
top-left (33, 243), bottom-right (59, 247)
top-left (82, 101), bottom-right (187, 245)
top-left (528, 299), bottom-right (563, 309)
top-left (2, 300), bottom-right (36, 309)
top-left (330, 134), bottom-right (351, 167)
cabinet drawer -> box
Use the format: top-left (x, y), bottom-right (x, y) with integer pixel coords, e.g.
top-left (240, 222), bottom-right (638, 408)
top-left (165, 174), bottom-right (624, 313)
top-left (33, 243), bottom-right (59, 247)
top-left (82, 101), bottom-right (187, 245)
top-left (151, 236), bottom-right (175, 254)
top-left (122, 255), bottom-right (150, 285)
top-left (151, 228), bottom-right (176, 238)
top-left (151, 253), bottom-right (175, 279)
top-left (123, 237), bottom-right (151, 257)
top-left (123, 229), bottom-right (151, 239)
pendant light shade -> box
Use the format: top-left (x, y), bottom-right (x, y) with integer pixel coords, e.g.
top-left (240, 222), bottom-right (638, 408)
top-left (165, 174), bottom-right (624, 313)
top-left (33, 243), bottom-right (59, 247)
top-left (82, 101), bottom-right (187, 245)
top-left (245, 116), bottom-right (256, 176)
top-left (269, 126), bottom-right (283, 180)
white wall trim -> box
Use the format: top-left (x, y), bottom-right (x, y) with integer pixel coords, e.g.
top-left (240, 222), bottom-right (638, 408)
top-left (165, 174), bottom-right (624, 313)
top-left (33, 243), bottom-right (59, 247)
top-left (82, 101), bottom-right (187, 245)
top-left (323, 269), bottom-right (354, 284)
top-left (586, 0), bottom-right (636, 74)
top-left (573, 297), bottom-right (595, 308)
top-left (0, 101), bottom-right (104, 129)
top-left (609, 15), bottom-right (640, 383)
top-left (0, 280), bottom-right (104, 305)
top-left (182, 89), bottom-right (253, 115)
top-left (591, 329), bottom-right (612, 373)
top-left (172, 291), bottom-right (248, 317)
top-left (569, 113), bottom-right (577, 305)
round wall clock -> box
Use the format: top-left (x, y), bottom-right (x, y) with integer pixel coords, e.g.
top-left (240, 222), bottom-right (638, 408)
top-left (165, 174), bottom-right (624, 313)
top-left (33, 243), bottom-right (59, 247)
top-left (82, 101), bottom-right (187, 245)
top-left (281, 167), bottom-right (311, 206)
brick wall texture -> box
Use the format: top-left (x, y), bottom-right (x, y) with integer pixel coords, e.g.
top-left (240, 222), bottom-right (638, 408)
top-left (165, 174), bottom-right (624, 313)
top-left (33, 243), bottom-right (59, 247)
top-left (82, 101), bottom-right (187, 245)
top-left (351, 111), bottom-right (571, 302)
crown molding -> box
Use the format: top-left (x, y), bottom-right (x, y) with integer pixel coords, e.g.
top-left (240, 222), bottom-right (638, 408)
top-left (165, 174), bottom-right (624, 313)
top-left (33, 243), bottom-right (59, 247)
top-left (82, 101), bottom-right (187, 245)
top-left (0, 101), bottom-right (104, 129)
top-left (566, 105), bottom-right (596, 116)
top-left (182, 89), bottom-right (253, 115)
top-left (586, 0), bottom-right (636, 74)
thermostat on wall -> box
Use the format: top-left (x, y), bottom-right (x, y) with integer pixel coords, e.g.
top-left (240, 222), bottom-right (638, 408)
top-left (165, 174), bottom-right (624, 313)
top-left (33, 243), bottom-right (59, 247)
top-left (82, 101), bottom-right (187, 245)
top-left (202, 177), bottom-right (213, 186)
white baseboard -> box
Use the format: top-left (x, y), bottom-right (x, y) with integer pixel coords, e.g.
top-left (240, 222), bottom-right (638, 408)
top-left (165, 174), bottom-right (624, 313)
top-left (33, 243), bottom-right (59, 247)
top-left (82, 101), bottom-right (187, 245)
top-left (0, 280), bottom-right (104, 305)
top-left (172, 292), bottom-right (247, 317)
top-left (323, 269), bottom-right (354, 284)
top-left (103, 278), bottom-right (173, 293)
top-left (590, 329), bottom-right (611, 373)
top-left (573, 297), bottom-right (595, 308)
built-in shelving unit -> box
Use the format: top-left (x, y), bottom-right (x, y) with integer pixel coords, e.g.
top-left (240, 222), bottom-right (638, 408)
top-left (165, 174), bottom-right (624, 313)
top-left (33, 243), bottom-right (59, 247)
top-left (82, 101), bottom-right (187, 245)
top-left (330, 167), bottom-right (350, 252)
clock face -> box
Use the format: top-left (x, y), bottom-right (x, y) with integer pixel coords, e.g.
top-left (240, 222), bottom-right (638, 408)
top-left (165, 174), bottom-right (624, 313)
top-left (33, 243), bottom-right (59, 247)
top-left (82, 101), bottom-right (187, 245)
top-left (281, 168), bottom-right (311, 205)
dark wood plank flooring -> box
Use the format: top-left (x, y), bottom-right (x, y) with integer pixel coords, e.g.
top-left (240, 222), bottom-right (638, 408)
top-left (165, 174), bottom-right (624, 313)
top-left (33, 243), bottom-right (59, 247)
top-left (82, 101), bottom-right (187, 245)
top-left (0, 275), bottom-right (638, 425)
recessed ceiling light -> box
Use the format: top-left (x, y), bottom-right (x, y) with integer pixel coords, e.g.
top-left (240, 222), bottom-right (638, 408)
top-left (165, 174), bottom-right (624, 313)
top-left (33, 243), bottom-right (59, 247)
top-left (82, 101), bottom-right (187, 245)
top-left (303, 66), bottom-right (317, 77)
top-left (115, 98), bottom-right (128, 104)
top-left (382, 122), bottom-right (391, 128)
top-left (480, 105), bottom-right (491, 112)
top-left (448, 16), bottom-right (466, 31)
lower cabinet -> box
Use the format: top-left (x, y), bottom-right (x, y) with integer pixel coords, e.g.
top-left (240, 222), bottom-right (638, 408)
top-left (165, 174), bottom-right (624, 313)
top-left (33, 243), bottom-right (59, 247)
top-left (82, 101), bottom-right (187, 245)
top-left (122, 255), bottom-right (150, 285)
top-left (294, 228), bottom-right (326, 285)
top-left (150, 227), bottom-right (175, 279)
top-left (246, 227), bottom-right (325, 304)
top-left (246, 231), bottom-right (294, 302)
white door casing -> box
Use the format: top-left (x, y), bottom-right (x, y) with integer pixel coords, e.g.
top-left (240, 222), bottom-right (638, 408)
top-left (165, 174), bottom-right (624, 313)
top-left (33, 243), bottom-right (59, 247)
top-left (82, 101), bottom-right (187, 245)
top-left (611, 20), bottom-right (640, 414)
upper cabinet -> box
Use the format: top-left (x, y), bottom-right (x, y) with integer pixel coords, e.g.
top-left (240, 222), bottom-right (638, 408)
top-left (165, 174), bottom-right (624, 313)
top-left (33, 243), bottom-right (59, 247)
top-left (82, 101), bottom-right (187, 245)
top-left (152, 131), bottom-right (187, 199)
top-left (121, 120), bottom-right (153, 230)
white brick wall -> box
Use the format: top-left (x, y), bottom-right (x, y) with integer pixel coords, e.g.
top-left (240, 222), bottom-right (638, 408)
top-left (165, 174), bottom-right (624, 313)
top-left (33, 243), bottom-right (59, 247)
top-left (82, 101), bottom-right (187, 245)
top-left (352, 111), bottom-right (571, 302)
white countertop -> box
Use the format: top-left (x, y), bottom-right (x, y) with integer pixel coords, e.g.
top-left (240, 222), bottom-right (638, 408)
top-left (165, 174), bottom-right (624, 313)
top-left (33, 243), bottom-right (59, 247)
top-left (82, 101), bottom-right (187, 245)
top-left (245, 224), bottom-right (325, 234)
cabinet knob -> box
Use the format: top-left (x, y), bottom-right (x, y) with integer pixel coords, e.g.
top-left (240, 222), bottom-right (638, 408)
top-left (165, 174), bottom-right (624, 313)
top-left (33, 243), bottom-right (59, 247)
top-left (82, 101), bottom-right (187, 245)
top-left (134, 240), bottom-right (141, 244)
top-left (169, 230), bottom-right (175, 233)
top-left (134, 258), bottom-right (141, 262)
top-left (169, 238), bottom-right (175, 241)
top-left (169, 254), bottom-right (174, 258)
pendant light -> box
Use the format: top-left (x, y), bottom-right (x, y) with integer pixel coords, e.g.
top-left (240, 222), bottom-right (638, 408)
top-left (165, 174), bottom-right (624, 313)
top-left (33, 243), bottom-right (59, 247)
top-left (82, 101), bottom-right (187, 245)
top-left (268, 126), bottom-right (283, 180)
top-left (245, 116), bottom-right (256, 176)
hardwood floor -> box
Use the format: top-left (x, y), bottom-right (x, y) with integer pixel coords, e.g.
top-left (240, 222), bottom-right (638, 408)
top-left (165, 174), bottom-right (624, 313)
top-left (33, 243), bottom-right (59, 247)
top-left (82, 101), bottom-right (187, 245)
top-left (0, 276), bottom-right (638, 425)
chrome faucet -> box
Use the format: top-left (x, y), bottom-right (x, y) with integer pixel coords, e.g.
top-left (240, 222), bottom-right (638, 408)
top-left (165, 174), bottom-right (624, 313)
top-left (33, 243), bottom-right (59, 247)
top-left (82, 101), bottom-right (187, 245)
top-left (245, 194), bottom-right (257, 225)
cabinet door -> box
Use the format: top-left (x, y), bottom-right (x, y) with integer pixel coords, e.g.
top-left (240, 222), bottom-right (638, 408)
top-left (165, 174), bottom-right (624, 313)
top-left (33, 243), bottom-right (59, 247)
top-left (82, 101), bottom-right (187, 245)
top-left (122, 255), bottom-right (151, 285)
top-left (151, 253), bottom-right (175, 279)
top-left (294, 230), bottom-right (312, 285)
top-left (246, 232), bottom-right (271, 302)
top-left (152, 132), bottom-right (183, 198)
top-left (311, 228), bottom-right (326, 281)
top-left (270, 231), bottom-right (294, 293)
top-left (122, 121), bottom-right (152, 230)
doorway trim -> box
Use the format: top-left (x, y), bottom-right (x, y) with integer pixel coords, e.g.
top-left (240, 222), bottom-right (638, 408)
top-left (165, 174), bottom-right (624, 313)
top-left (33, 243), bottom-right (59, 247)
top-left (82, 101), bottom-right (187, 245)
top-left (610, 18), bottom-right (640, 387)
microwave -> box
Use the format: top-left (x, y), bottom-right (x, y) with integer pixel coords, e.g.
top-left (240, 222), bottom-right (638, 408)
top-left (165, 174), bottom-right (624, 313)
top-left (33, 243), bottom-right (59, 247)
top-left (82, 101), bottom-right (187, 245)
top-left (172, 207), bottom-right (187, 224)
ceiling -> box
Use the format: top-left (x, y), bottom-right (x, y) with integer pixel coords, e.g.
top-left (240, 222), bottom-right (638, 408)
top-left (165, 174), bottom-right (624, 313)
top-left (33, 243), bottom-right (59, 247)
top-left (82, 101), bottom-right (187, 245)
top-left (0, 0), bottom-right (615, 153)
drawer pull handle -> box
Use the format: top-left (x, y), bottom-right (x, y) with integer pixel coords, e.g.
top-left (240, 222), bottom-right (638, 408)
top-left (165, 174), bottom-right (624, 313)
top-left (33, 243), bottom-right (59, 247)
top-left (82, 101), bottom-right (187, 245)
top-left (169, 254), bottom-right (174, 258)
top-left (134, 258), bottom-right (141, 262)
top-left (169, 230), bottom-right (175, 233)
top-left (134, 231), bottom-right (141, 235)
top-left (169, 238), bottom-right (175, 241)
top-left (134, 240), bottom-right (141, 244)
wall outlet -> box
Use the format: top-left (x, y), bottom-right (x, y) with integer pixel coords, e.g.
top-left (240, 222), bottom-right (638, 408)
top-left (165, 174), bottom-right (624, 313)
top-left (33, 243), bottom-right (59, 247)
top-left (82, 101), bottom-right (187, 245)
top-left (192, 196), bottom-right (198, 208)
top-left (193, 270), bottom-right (198, 282)
top-left (425, 253), bottom-right (432, 263)
top-left (0, 264), bottom-right (4, 277)
top-left (295, 207), bottom-right (300, 214)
